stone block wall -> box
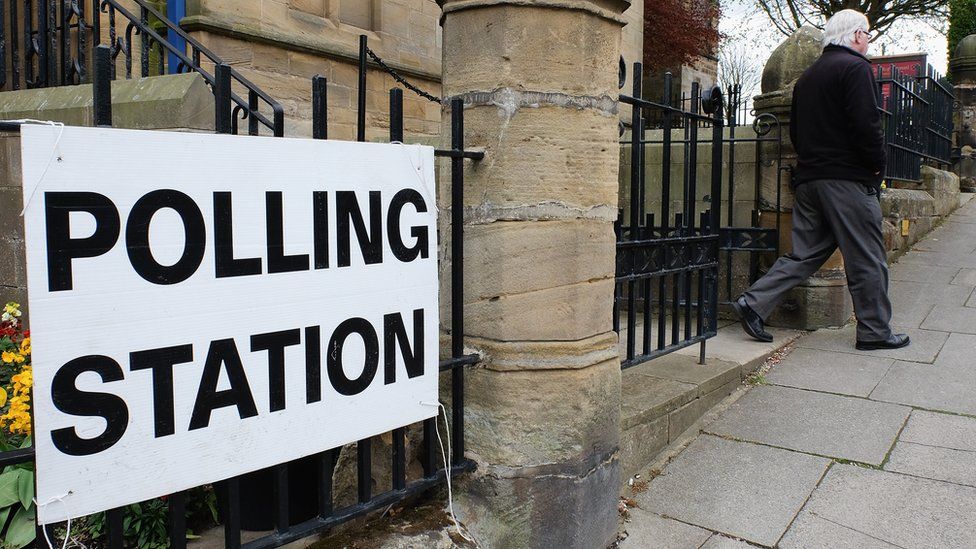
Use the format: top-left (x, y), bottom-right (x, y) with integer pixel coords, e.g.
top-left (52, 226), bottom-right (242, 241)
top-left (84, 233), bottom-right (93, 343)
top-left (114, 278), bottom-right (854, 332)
top-left (884, 166), bottom-right (961, 257)
top-left (182, 0), bottom-right (444, 141)
top-left (0, 134), bottom-right (26, 320)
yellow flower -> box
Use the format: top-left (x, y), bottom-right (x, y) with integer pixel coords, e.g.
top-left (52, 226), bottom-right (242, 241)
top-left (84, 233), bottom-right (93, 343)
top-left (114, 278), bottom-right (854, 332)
top-left (1, 351), bottom-right (14, 364)
top-left (2, 303), bottom-right (19, 316)
top-left (0, 387), bottom-right (8, 408)
top-left (19, 338), bottom-right (29, 355)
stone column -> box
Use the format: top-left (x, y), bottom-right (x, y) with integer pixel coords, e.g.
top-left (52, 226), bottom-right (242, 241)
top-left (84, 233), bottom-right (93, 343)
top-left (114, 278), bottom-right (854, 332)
top-left (437, 1), bottom-right (627, 547)
top-left (951, 34), bottom-right (976, 193)
top-left (753, 26), bottom-right (853, 329)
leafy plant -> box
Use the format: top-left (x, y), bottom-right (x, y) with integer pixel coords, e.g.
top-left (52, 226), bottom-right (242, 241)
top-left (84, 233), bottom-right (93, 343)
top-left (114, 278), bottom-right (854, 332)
top-left (0, 304), bottom-right (32, 549)
top-left (949, 0), bottom-right (976, 61)
top-left (76, 486), bottom-right (220, 548)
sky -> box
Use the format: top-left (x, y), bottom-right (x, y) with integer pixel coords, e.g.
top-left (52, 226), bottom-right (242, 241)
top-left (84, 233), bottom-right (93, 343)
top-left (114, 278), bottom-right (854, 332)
top-left (719, 0), bottom-right (950, 96)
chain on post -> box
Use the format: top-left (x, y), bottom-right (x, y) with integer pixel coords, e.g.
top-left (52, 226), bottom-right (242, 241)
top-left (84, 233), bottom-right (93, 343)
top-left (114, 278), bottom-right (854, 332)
top-left (364, 46), bottom-right (442, 104)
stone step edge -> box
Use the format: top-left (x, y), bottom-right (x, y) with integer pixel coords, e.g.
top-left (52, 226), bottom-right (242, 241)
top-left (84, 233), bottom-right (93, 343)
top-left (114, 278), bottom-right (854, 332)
top-left (619, 332), bottom-right (803, 486)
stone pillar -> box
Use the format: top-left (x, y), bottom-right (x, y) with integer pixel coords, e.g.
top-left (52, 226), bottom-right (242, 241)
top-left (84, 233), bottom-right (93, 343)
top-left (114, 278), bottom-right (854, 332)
top-left (951, 34), bottom-right (976, 193)
top-left (437, 1), bottom-right (627, 547)
top-left (753, 26), bottom-right (853, 329)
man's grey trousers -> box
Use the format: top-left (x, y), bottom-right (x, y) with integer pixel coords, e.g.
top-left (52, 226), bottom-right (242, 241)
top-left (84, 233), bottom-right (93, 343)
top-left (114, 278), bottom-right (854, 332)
top-left (741, 179), bottom-right (892, 342)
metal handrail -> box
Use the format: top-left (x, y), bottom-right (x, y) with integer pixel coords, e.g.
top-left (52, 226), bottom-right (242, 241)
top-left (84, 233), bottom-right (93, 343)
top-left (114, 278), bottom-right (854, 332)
top-left (97, 0), bottom-right (283, 136)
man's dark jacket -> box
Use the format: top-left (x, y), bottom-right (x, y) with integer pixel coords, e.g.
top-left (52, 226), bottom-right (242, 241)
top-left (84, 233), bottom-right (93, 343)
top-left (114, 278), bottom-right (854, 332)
top-left (790, 44), bottom-right (886, 187)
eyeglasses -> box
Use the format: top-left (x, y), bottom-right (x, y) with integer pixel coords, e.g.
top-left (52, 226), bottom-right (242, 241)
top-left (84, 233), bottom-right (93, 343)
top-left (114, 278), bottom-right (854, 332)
top-left (855, 29), bottom-right (873, 40)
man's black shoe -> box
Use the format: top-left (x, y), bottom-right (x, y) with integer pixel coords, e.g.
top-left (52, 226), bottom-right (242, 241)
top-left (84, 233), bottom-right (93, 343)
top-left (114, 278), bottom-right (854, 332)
top-left (732, 296), bottom-right (773, 343)
top-left (855, 334), bottom-right (910, 351)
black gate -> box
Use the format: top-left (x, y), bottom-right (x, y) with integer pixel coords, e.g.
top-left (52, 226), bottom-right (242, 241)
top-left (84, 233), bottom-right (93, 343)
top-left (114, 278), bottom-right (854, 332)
top-left (0, 31), bottom-right (482, 549)
top-left (615, 64), bottom-right (724, 368)
top-left (614, 68), bottom-right (784, 369)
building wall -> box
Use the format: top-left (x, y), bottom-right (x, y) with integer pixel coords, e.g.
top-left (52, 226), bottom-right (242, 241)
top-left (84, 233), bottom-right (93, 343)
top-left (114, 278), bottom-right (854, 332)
top-left (183, 0), bottom-right (443, 141)
top-left (680, 55), bottom-right (718, 97)
top-left (619, 1), bottom-right (644, 124)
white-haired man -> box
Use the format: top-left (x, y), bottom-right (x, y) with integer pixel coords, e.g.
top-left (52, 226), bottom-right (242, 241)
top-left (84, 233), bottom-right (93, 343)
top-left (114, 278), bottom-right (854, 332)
top-left (732, 9), bottom-right (910, 350)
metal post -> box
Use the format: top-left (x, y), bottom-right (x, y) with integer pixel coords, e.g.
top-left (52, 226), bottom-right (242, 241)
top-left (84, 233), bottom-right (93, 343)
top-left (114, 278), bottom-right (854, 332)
top-left (221, 478), bottom-right (242, 549)
top-left (0, 1), bottom-right (5, 90)
top-left (390, 86), bottom-right (409, 485)
top-left (450, 97), bottom-right (465, 465)
top-left (658, 72), bottom-right (673, 351)
top-left (215, 63), bottom-right (232, 134)
top-left (626, 63), bottom-right (642, 362)
top-left (318, 449), bottom-right (337, 517)
top-left (709, 99), bottom-right (724, 339)
top-left (93, 45), bottom-right (113, 126)
top-left (107, 508), bottom-right (124, 549)
top-left (11, 0), bottom-right (19, 89)
top-left (357, 35), bottom-right (367, 142)
top-left (357, 438), bottom-right (372, 503)
top-left (273, 464), bottom-right (290, 533)
top-left (167, 492), bottom-right (187, 549)
top-left (248, 90), bottom-right (258, 136)
top-left (312, 75), bottom-right (328, 140)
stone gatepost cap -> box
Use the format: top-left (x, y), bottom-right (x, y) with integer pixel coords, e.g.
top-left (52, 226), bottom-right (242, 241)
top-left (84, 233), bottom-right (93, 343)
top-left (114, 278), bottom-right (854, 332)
top-left (436, 0), bottom-right (632, 18)
top-left (951, 34), bottom-right (976, 83)
top-left (761, 25), bottom-right (825, 93)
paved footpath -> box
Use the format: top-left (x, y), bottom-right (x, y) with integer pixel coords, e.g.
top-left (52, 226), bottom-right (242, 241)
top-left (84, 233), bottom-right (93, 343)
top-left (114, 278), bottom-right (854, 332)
top-left (622, 196), bottom-right (976, 549)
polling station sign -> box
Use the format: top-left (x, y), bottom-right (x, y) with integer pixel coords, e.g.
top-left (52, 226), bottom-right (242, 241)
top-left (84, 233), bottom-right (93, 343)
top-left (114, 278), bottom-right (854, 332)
top-left (20, 125), bottom-right (439, 524)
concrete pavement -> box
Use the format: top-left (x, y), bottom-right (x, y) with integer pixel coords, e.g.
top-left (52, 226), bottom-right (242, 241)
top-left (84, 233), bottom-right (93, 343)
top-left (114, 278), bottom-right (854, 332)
top-left (620, 195), bottom-right (976, 548)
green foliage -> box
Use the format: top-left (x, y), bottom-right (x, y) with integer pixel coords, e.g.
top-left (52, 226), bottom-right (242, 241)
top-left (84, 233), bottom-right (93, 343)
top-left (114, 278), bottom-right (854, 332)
top-left (0, 437), bottom-right (34, 549)
top-left (949, 0), bottom-right (976, 61)
top-left (76, 486), bottom-right (219, 548)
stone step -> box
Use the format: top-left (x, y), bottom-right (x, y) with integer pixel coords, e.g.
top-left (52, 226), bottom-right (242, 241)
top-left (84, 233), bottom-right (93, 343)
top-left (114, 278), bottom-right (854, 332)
top-left (619, 325), bottom-right (802, 482)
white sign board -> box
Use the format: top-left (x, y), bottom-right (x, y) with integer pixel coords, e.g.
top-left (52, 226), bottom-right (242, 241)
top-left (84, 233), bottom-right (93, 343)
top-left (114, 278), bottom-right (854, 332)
top-left (20, 125), bottom-right (439, 524)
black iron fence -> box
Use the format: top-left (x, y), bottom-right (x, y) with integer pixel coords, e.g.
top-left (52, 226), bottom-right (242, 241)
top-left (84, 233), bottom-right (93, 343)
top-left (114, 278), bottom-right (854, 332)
top-left (1, 32), bottom-right (482, 549)
top-left (876, 64), bottom-right (953, 182)
top-left (1, 0), bottom-right (285, 136)
top-left (615, 67), bottom-right (724, 368)
top-left (616, 74), bottom-right (785, 369)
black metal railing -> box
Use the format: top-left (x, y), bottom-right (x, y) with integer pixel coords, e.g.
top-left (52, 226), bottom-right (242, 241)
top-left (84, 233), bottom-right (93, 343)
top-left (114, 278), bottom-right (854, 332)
top-left (3, 31), bottom-right (482, 549)
top-left (876, 64), bottom-right (953, 182)
top-left (615, 67), bottom-right (724, 368)
top-left (1, 0), bottom-right (284, 136)
top-left (616, 79), bottom-right (785, 369)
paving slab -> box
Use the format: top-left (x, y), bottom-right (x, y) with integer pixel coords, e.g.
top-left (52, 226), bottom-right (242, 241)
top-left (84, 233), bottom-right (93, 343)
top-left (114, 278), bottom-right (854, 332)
top-left (637, 435), bottom-right (830, 547)
top-left (888, 263), bottom-right (961, 284)
top-left (887, 280), bottom-right (974, 327)
top-left (793, 465), bottom-right (976, 548)
top-left (910, 235), bottom-right (976, 254)
top-left (899, 409), bottom-right (976, 451)
top-left (619, 508), bottom-right (712, 549)
top-left (780, 510), bottom-right (900, 548)
top-left (795, 325), bottom-right (949, 363)
top-left (885, 441), bottom-right (976, 487)
top-left (870, 360), bottom-right (976, 415)
top-left (951, 268), bottom-right (976, 286)
top-left (895, 250), bottom-right (976, 269)
top-left (705, 385), bottom-right (909, 464)
top-left (700, 534), bottom-right (755, 548)
top-left (917, 332), bottom-right (976, 370)
top-left (889, 279), bottom-right (976, 304)
top-left (921, 305), bottom-right (976, 334)
top-left (765, 348), bottom-right (893, 397)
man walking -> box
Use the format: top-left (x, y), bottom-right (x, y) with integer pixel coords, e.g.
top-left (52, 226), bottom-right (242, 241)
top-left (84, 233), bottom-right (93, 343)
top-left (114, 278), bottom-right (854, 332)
top-left (732, 9), bottom-right (910, 351)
